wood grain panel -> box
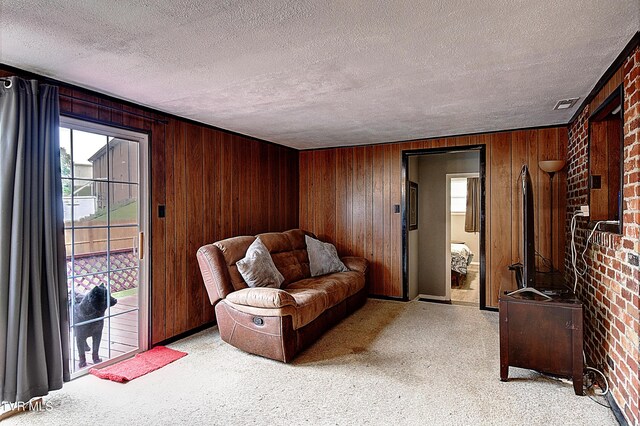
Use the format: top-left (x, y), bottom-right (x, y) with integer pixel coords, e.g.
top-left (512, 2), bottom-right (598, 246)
top-left (352, 147), bottom-right (367, 259)
top-left (335, 148), bottom-right (353, 255)
top-left (383, 144), bottom-right (392, 295)
top-left (174, 120), bottom-right (188, 334)
top-left (164, 119), bottom-right (177, 338)
top-left (298, 151), bottom-right (310, 231)
top-left (371, 145), bottom-right (385, 295)
top-left (202, 128), bottom-right (219, 323)
top-left (298, 128), bottom-right (568, 307)
top-left (489, 132), bottom-right (512, 307)
top-left (390, 143), bottom-right (402, 297)
top-left (150, 120), bottom-right (167, 342)
top-left (590, 68), bottom-right (624, 113)
top-left (538, 128), bottom-right (556, 270)
top-left (6, 66), bottom-right (302, 344)
top-left (240, 138), bottom-right (253, 234)
top-left (267, 144), bottom-right (278, 231)
top-left (323, 149), bottom-right (336, 243)
top-left (220, 135), bottom-right (234, 240)
top-left (185, 123), bottom-right (204, 331)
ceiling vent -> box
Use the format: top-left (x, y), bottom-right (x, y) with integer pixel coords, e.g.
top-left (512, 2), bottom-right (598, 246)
top-left (553, 98), bottom-right (579, 110)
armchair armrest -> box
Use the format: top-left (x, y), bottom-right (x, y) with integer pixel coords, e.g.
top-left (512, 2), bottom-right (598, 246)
top-left (341, 256), bottom-right (369, 274)
top-left (225, 288), bottom-right (297, 309)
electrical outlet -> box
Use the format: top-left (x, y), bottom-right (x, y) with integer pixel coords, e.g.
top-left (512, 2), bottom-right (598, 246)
top-left (578, 205), bottom-right (590, 217)
top-left (629, 253), bottom-right (639, 267)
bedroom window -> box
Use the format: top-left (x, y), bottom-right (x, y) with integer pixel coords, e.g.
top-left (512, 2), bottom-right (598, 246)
top-left (450, 178), bottom-right (467, 213)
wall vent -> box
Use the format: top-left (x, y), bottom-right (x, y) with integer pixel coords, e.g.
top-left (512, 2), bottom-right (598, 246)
top-left (553, 98), bottom-right (579, 110)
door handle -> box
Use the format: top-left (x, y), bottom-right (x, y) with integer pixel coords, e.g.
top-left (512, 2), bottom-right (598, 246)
top-left (139, 232), bottom-right (144, 260)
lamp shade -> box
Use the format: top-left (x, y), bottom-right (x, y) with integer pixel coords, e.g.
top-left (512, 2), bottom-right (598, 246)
top-left (539, 160), bottom-right (565, 173)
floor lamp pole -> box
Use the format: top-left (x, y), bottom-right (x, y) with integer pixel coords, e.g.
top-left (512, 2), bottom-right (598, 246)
top-left (539, 159), bottom-right (565, 273)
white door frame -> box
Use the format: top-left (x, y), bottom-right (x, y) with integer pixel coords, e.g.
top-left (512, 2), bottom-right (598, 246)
top-left (60, 116), bottom-right (150, 378)
top-left (445, 173), bottom-right (479, 301)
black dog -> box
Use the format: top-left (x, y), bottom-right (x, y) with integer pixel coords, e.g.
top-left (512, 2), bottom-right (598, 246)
top-left (73, 284), bottom-right (117, 368)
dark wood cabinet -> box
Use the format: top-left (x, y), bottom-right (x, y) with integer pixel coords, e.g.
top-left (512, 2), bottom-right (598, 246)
top-left (499, 273), bottom-right (584, 395)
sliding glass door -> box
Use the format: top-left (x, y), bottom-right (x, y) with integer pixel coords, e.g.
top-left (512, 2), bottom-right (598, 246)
top-left (59, 117), bottom-right (148, 377)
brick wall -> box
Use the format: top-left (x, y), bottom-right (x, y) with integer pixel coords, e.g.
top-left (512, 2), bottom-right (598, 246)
top-left (565, 47), bottom-right (640, 425)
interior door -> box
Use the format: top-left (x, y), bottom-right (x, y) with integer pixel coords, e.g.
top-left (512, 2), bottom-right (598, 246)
top-left (59, 117), bottom-right (149, 377)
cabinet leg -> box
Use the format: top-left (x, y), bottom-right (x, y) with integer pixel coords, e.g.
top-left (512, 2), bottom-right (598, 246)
top-left (573, 373), bottom-right (583, 395)
top-left (500, 364), bottom-right (509, 382)
top-left (499, 301), bottom-right (509, 382)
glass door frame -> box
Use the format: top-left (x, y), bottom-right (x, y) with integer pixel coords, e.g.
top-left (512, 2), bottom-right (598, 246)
top-left (60, 116), bottom-right (150, 378)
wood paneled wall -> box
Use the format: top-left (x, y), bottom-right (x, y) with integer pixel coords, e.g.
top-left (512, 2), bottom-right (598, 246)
top-left (157, 119), bottom-right (298, 342)
top-left (299, 128), bottom-right (568, 307)
top-left (158, 119), bottom-right (298, 341)
top-left (589, 67), bottom-right (624, 113)
top-left (1, 66), bottom-right (299, 344)
top-left (66, 97), bottom-right (298, 344)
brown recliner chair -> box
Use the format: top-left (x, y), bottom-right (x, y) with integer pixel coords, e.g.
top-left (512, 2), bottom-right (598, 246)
top-left (197, 229), bottom-right (368, 362)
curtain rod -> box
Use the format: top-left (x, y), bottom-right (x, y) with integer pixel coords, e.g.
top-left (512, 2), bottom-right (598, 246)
top-left (0, 77), bottom-right (166, 124)
top-left (59, 93), bottom-right (168, 124)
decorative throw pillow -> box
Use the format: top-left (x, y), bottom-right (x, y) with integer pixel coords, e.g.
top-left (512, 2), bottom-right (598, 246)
top-left (236, 237), bottom-right (284, 288)
top-left (305, 235), bottom-right (348, 277)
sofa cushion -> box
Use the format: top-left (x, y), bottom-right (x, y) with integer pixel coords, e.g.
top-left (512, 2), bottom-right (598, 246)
top-left (260, 229), bottom-right (312, 285)
top-left (225, 287), bottom-right (328, 330)
top-left (327, 271), bottom-right (366, 298)
top-left (286, 288), bottom-right (329, 329)
top-left (305, 235), bottom-right (348, 277)
top-left (226, 287), bottom-right (296, 308)
top-left (286, 271), bottom-right (365, 308)
top-left (286, 276), bottom-right (348, 309)
top-left (236, 237), bottom-right (284, 288)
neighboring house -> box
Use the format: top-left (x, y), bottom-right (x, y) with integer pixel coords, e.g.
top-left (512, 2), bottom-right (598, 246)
top-left (88, 137), bottom-right (138, 210)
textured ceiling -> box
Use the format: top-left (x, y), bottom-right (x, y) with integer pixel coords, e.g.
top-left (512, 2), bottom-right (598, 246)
top-left (1, 1), bottom-right (638, 149)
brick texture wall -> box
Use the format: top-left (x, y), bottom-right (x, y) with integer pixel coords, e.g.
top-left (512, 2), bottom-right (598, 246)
top-left (565, 47), bottom-right (640, 425)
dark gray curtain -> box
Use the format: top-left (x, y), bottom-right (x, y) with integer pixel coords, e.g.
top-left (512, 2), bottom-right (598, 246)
top-left (464, 177), bottom-right (480, 233)
top-left (0, 77), bottom-right (70, 403)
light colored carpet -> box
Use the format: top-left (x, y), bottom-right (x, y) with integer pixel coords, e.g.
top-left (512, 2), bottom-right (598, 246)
top-left (5, 300), bottom-right (615, 425)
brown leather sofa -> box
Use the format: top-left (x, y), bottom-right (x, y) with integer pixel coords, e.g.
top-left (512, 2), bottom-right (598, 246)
top-left (196, 229), bottom-right (368, 362)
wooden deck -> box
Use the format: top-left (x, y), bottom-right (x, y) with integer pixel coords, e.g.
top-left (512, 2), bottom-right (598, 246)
top-left (71, 294), bottom-right (139, 372)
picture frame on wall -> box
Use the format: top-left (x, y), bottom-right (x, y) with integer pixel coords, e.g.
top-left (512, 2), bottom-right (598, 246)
top-left (409, 181), bottom-right (418, 231)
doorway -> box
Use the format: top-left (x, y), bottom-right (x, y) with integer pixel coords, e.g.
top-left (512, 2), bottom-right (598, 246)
top-left (446, 174), bottom-right (480, 305)
top-left (402, 146), bottom-right (486, 308)
top-left (59, 117), bottom-right (149, 377)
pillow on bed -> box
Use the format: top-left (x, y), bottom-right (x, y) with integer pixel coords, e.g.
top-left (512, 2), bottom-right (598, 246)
top-left (305, 235), bottom-right (348, 277)
top-left (236, 237), bottom-right (284, 288)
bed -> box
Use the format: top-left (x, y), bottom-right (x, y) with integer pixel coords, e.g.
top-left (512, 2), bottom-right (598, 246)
top-left (451, 243), bottom-right (474, 286)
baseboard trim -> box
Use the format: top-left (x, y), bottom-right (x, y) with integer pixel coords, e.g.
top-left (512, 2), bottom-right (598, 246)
top-left (368, 294), bottom-right (406, 302)
top-left (154, 321), bottom-right (217, 347)
top-left (418, 294), bottom-right (448, 301)
top-left (418, 297), bottom-right (452, 305)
